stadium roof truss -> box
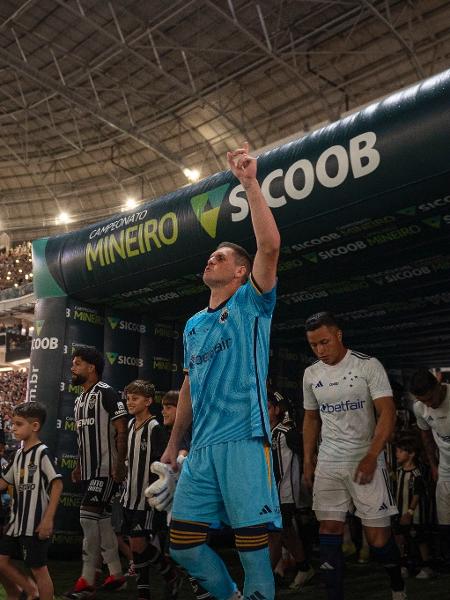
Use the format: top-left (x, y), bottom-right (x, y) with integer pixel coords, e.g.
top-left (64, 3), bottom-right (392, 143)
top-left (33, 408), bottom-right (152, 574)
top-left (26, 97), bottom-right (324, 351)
top-left (0, 0), bottom-right (448, 240)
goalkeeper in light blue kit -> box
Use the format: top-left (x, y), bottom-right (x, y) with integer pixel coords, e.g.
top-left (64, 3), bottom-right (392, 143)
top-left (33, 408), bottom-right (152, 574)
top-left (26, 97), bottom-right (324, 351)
top-left (161, 143), bottom-right (281, 600)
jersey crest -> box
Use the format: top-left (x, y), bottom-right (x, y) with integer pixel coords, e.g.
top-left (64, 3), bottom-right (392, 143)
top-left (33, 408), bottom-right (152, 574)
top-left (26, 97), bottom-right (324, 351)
top-left (88, 391), bottom-right (99, 409)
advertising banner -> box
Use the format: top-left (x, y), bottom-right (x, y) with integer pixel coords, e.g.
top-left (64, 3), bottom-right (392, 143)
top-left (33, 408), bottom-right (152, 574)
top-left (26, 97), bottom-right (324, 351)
top-left (32, 70), bottom-right (450, 311)
top-left (139, 319), bottom-right (183, 394)
top-left (103, 309), bottom-right (143, 393)
top-left (27, 297), bottom-right (68, 452)
top-left (50, 301), bottom-right (107, 553)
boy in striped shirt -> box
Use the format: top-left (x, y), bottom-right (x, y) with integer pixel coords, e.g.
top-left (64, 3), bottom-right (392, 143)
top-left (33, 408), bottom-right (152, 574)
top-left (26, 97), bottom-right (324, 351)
top-left (394, 436), bottom-right (434, 579)
top-left (122, 379), bottom-right (180, 600)
top-left (0, 402), bottom-right (63, 600)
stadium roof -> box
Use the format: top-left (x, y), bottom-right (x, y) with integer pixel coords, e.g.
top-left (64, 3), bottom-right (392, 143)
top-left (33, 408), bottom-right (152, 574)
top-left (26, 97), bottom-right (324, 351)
top-left (0, 0), bottom-right (449, 240)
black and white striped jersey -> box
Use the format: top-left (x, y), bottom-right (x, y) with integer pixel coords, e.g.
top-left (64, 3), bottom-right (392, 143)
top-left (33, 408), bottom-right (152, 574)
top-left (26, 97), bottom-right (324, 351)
top-left (395, 466), bottom-right (428, 524)
top-left (2, 442), bottom-right (61, 536)
top-left (271, 419), bottom-right (302, 506)
top-left (121, 416), bottom-right (168, 511)
top-left (74, 381), bottom-right (128, 480)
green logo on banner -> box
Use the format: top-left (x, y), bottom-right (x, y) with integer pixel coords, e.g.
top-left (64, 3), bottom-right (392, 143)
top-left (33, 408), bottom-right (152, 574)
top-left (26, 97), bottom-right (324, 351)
top-left (422, 217), bottom-right (441, 229)
top-left (107, 316), bottom-right (120, 329)
top-left (397, 206), bottom-right (416, 216)
top-left (106, 352), bottom-right (119, 365)
top-left (304, 253), bottom-right (318, 264)
top-left (190, 184), bottom-right (230, 238)
top-left (35, 320), bottom-right (45, 336)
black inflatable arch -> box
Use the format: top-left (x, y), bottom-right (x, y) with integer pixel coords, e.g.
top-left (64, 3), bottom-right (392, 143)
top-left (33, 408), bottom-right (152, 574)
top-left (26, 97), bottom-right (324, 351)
top-left (30, 69), bottom-right (450, 547)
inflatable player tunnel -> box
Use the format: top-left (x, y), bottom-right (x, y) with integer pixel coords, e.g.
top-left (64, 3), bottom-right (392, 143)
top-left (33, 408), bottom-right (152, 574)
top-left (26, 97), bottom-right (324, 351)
top-left (30, 69), bottom-right (450, 550)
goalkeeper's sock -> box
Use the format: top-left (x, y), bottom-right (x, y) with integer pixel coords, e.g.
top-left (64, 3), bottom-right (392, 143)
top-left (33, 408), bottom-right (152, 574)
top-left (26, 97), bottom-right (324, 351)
top-left (235, 525), bottom-right (274, 600)
top-left (170, 520), bottom-right (235, 600)
top-left (189, 576), bottom-right (215, 600)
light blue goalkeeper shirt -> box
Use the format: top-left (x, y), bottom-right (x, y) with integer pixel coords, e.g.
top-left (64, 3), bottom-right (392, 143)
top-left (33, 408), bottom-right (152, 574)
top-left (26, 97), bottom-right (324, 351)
top-left (183, 275), bottom-right (276, 450)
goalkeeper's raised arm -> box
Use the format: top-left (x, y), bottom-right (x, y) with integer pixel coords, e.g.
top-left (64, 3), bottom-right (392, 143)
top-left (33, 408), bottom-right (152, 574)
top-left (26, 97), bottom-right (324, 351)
top-left (227, 142), bottom-right (280, 292)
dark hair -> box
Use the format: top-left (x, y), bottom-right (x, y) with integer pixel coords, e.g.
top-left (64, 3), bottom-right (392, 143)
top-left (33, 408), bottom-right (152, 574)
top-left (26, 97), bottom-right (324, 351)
top-left (124, 379), bottom-right (155, 399)
top-left (216, 242), bottom-right (252, 282)
top-left (14, 402), bottom-right (47, 427)
top-left (305, 311), bottom-right (340, 332)
top-left (72, 346), bottom-right (104, 377)
top-left (161, 390), bottom-right (179, 406)
top-left (410, 369), bottom-right (438, 396)
top-left (395, 435), bottom-right (419, 457)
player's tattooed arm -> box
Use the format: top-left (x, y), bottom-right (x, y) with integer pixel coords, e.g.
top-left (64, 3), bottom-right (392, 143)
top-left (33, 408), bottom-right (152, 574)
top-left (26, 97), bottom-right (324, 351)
top-left (227, 142), bottom-right (280, 293)
top-left (112, 417), bottom-right (128, 483)
top-left (420, 429), bottom-right (438, 481)
top-left (161, 375), bottom-right (192, 471)
top-left (354, 396), bottom-right (395, 485)
top-left (303, 409), bottom-right (321, 488)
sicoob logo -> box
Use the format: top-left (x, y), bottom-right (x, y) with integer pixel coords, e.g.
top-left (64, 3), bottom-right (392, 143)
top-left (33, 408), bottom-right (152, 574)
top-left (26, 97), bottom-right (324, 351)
top-left (190, 184), bottom-right (229, 238)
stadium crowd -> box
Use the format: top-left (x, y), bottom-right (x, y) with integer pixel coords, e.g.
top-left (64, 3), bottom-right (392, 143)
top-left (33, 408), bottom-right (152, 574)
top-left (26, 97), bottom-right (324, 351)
top-left (0, 370), bottom-right (28, 441)
top-left (0, 242), bottom-right (33, 291)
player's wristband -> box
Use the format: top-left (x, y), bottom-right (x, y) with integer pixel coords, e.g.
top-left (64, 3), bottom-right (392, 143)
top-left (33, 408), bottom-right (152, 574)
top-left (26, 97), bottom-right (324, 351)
top-left (407, 508), bottom-right (414, 516)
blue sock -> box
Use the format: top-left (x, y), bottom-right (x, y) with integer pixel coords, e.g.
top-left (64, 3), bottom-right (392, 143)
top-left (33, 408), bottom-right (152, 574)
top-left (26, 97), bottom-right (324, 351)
top-left (319, 534), bottom-right (344, 600)
top-left (170, 544), bottom-right (237, 600)
top-left (370, 537), bottom-right (404, 592)
top-left (170, 520), bottom-right (235, 600)
top-left (238, 547), bottom-right (274, 600)
top-left (170, 544), bottom-right (235, 600)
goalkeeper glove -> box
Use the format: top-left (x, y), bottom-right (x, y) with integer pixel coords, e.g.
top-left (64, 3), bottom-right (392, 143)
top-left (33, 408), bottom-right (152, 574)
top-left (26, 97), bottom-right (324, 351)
top-left (145, 455), bottom-right (186, 511)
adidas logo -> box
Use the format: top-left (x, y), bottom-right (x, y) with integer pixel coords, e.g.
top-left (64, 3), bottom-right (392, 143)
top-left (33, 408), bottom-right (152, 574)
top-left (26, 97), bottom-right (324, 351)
top-left (190, 183), bottom-right (229, 238)
top-left (248, 593), bottom-right (266, 600)
top-left (259, 505), bottom-right (272, 515)
top-left (90, 495), bottom-right (99, 503)
top-left (314, 381), bottom-right (324, 388)
top-left (320, 562), bottom-right (335, 571)
top-left (379, 502), bottom-right (388, 511)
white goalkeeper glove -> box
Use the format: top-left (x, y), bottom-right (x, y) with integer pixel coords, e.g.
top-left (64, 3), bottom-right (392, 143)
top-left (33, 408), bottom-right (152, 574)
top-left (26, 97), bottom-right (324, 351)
top-left (145, 455), bottom-right (186, 511)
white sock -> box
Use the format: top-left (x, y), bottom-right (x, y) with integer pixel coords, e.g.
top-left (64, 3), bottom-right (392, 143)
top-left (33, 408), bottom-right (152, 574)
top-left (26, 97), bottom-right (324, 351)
top-left (80, 509), bottom-right (101, 584)
top-left (98, 513), bottom-right (122, 576)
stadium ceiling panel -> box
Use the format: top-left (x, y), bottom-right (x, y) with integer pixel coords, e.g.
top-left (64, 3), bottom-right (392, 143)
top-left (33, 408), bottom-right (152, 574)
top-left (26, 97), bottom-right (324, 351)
top-left (0, 0), bottom-right (448, 240)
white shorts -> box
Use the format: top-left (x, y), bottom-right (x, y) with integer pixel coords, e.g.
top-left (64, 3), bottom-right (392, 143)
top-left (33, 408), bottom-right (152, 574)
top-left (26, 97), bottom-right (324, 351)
top-left (313, 461), bottom-right (398, 526)
top-left (436, 480), bottom-right (450, 525)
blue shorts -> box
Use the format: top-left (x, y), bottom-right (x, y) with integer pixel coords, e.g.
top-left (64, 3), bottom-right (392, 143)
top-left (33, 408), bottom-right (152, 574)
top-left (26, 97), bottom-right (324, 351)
top-left (172, 437), bottom-right (281, 529)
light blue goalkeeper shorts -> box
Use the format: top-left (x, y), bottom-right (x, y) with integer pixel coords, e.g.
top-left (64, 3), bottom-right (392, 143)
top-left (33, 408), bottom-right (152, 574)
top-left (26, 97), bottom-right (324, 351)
top-left (172, 437), bottom-right (281, 529)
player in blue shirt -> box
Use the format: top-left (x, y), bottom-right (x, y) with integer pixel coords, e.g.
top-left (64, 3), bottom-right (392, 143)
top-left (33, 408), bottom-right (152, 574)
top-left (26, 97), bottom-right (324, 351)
top-left (161, 143), bottom-right (281, 600)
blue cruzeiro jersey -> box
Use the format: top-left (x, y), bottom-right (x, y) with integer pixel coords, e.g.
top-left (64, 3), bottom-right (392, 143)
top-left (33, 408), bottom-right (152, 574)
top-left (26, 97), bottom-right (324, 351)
top-left (184, 276), bottom-right (276, 450)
